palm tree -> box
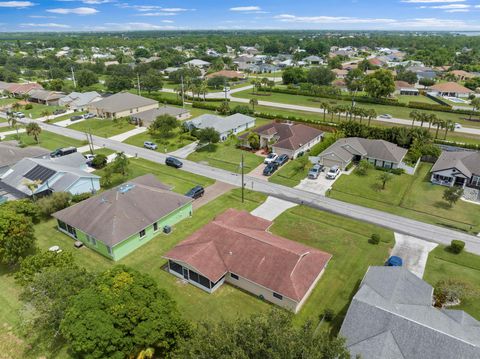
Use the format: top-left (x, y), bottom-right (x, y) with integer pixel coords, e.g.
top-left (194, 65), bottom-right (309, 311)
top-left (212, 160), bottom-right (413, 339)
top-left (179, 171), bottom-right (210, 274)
top-left (8, 115), bottom-right (20, 138)
top-left (22, 179), bottom-right (42, 200)
top-left (433, 117), bottom-right (444, 139)
top-left (199, 80), bottom-right (208, 101)
top-left (330, 106), bottom-right (339, 122)
top-left (427, 114), bottom-right (436, 130)
top-left (367, 109), bottom-right (377, 127)
top-left (249, 98), bottom-right (258, 112)
top-left (251, 79), bottom-right (259, 94)
top-left (319, 102), bottom-right (330, 122)
top-left (261, 77), bottom-right (269, 94)
top-left (12, 102), bottom-right (21, 112)
top-left (443, 120), bottom-right (455, 140)
top-left (378, 172), bottom-right (393, 190)
top-left (136, 348), bottom-right (155, 359)
top-left (409, 110), bottom-right (419, 128)
top-left (41, 109), bottom-right (50, 121)
top-left (26, 122), bottom-right (42, 143)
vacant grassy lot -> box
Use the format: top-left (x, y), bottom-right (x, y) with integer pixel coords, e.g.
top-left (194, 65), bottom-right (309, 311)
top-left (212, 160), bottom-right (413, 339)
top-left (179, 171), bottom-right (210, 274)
top-left (67, 118), bottom-right (136, 138)
top-left (187, 137), bottom-right (263, 173)
top-left (231, 89), bottom-right (477, 127)
top-left (4, 130), bottom-right (85, 150)
top-left (94, 157), bottom-right (214, 194)
top-left (329, 163), bottom-right (480, 234)
top-left (23, 104), bottom-right (63, 119)
top-left (424, 245), bottom-right (480, 320)
top-left (124, 128), bottom-right (194, 153)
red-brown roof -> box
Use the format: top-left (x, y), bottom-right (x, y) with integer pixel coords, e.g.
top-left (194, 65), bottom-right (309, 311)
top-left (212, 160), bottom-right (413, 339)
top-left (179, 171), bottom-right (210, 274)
top-left (6, 82), bottom-right (43, 95)
top-left (395, 81), bottom-right (415, 90)
top-left (206, 70), bottom-right (245, 79)
top-left (430, 82), bottom-right (473, 94)
top-left (164, 209), bottom-right (331, 302)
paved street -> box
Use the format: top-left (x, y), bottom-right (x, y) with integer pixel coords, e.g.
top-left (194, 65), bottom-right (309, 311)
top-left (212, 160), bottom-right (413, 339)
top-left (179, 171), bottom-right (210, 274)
top-left (18, 118), bottom-right (480, 255)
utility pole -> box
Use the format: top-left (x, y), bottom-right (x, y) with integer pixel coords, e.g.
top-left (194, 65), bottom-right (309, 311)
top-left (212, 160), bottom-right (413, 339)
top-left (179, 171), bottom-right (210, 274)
top-left (241, 153), bottom-right (244, 203)
top-left (137, 73), bottom-right (141, 95)
top-left (181, 75), bottom-right (185, 109)
top-left (71, 67), bottom-right (76, 88)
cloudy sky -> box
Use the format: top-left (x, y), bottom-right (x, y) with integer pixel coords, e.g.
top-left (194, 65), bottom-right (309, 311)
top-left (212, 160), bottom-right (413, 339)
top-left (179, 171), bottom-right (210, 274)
top-left (0, 0), bottom-right (479, 32)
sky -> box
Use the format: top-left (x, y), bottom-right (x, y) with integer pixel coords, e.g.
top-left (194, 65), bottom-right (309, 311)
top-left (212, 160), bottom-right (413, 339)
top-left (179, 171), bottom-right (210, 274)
top-left (0, 0), bottom-right (479, 32)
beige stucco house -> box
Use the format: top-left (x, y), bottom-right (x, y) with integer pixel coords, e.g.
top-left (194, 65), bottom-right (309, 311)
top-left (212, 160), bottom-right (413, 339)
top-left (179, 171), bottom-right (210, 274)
top-left (88, 92), bottom-right (158, 119)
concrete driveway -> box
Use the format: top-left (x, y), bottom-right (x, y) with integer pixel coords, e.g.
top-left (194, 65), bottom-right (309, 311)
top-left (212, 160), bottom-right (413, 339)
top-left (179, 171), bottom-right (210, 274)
top-left (192, 181), bottom-right (235, 210)
top-left (168, 141), bottom-right (199, 159)
top-left (248, 162), bottom-right (268, 181)
top-left (251, 196), bottom-right (297, 221)
top-left (391, 233), bottom-right (438, 278)
top-left (295, 170), bottom-right (341, 195)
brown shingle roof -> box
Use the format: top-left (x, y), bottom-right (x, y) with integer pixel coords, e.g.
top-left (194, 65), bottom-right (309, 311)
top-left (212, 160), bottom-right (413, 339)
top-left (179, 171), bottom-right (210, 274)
top-left (164, 209), bottom-right (331, 302)
top-left (395, 81), bottom-right (416, 90)
top-left (430, 82), bottom-right (473, 94)
top-left (206, 70), bottom-right (245, 79)
top-left (53, 174), bottom-right (192, 246)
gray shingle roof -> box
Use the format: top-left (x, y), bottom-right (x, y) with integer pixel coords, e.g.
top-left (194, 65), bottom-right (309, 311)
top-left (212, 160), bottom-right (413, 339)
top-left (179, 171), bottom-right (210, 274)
top-left (319, 137), bottom-right (408, 164)
top-left (59, 91), bottom-right (101, 108)
top-left (131, 106), bottom-right (189, 124)
top-left (340, 266), bottom-right (480, 359)
top-left (186, 113), bottom-right (255, 135)
top-left (431, 151), bottom-right (480, 178)
top-left (89, 92), bottom-right (157, 113)
top-left (53, 174), bottom-right (193, 247)
top-left (0, 142), bottom-right (49, 169)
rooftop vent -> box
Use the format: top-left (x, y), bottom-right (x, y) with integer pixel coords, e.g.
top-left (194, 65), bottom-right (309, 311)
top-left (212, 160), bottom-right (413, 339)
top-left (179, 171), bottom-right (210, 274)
top-left (118, 183), bottom-right (135, 194)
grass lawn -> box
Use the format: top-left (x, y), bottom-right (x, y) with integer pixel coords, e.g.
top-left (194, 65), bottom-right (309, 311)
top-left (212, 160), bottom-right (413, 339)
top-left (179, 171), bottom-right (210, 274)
top-left (48, 111), bottom-right (87, 124)
top-left (329, 163), bottom-right (480, 234)
top-left (0, 98), bottom-right (16, 108)
top-left (94, 157), bottom-right (214, 194)
top-left (396, 94), bottom-right (437, 105)
top-left (67, 118), bottom-right (136, 138)
top-left (269, 158), bottom-right (309, 187)
top-left (124, 128), bottom-right (194, 153)
top-left (3, 130), bottom-right (86, 151)
top-left (424, 245), bottom-right (480, 320)
top-left (271, 205), bottom-right (393, 331)
top-left (22, 104), bottom-right (63, 119)
top-left (231, 89), bottom-right (479, 128)
top-left (187, 137), bottom-right (264, 173)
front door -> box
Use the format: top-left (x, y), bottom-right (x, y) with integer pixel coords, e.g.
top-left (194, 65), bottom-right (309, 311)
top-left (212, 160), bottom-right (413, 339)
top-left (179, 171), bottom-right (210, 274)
top-left (454, 177), bottom-right (466, 187)
top-left (182, 268), bottom-right (189, 280)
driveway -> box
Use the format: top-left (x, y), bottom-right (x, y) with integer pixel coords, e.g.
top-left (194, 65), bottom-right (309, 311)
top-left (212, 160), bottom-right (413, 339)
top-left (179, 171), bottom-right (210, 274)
top-left (250, 196), bottom-right (297, 221)
top-left (295, 169), bottom-right (342, 195)
top-left (109, 127), bottom-right (147, 142)
top-left (168, 141), bottom-right (199, 159)
top-left (391, 233), bottom-right (438, 278)
top-left (248, 162), bottom-right (268, 181)
top-left (192, 181), bottom-right (235, 210)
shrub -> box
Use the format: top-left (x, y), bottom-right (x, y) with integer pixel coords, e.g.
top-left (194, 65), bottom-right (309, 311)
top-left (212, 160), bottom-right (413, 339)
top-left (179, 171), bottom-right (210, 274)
top-left (71, 192), bottom-right (92, 203)
top-left (91, 154), bottom-right (107, 169)
top-left (24, 103), bottom-right (33, 110)
top-left (322, 308), bottom-right (335, 322)
top-left (0, 199), bottom-right (40, 224)
top-left (369, 233), bottom-right (380, 244)
top-left (434, 278), bottom-right (477, 307)
top-left (355, 159), bottom-right (374, 176)
top-left (36, 192), bottom-right (71, 218)
top-left (449, 240), bottom-right (465, 254)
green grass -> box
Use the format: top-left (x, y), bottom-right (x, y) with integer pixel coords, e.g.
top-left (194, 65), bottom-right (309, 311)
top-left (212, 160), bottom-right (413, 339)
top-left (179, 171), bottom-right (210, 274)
top-left (424, 245), bottom-right (480, 320)
top-left (187, 137), bottom-right (264, 173)
top-left (329, 163), bottom-right (480, 234)
top-left (22, 104), bottom-right (63, 119)
top-left (396, 94), bottom-right (437, 105)
top-left (67, 118), bottom-right (136, 138)
top-left (269, 159), bottom-right (309, 187)
top-left (4, 130), bottom-right (86, 151)
top-left (48, 111), bottom-right (87, 124)
top-left (231, 89), bottom-right (480, 128)
top-left (124, 128), bottom-right (194, 153)
top-left (271, 205), bottom-right (393, 331)
top-left (94, 157), bottom-right (214, 194)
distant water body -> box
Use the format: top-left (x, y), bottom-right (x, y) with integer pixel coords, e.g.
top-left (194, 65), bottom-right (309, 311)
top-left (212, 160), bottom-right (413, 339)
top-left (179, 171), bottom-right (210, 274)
top-left (451, 32), bottom-right (480, 36)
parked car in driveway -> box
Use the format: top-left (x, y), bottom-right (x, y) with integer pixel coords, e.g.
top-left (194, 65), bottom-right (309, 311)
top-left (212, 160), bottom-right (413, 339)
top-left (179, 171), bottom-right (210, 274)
top-left (263, 162), bottom-right (278, 176)
top-left (386, 256), bottom-right (403, 267)
top-left (264, 153), bottom-right (278, 164)
top-left (53, 109), bottom-right (66, 115)
top-left (14, 112), bottom-right (25, 118)
top-left (274, 154), bottom-right (289, 166)
top-left (70, 115), bottom-right (83, 121)
top-left (308, 164), bottom-right (324, 179)
top-left (455, 123), bottom-right (462, 129)
top-left (165, 156), bottom-right (183, 168)
top-left (50, 146), bottom-right (77, 158)
top-left (83, 113), bottom-right (95, 119)
top-left (185, 185), bottom-right (205, 199)
top-left (326, 166), bottom-right (341, 179)
top-left (84, 154), bottom-right (95, 166)
top-left (379, 114), bottom-right (392, 119)
top-left (144, 141), bottom-right (157, 150)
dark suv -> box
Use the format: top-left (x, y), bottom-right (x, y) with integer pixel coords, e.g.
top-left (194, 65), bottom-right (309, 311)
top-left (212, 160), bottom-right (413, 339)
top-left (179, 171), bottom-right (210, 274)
top-left (263, 162), bottom-right (278, 176)
top-left (185, 185), bottom-right (205, 199)
top-left (165, 157), bottom-right (183, 168)
top-left (274, 154), bottom-right (289, 166)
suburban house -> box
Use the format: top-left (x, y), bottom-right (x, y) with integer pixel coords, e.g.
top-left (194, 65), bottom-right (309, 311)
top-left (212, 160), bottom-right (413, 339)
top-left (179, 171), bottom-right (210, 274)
top-left (394, 81), bottom-right (419, 96)
top-left (59, 91), bottom-right (102, 111)
top-left (0, 152), bottom-right (99, 200)
top-left (332, 68), bottom-right (349, 79)
top-left (303, 55), bottom-right (323, 65)
top-left (6, 82), bottom-right (43, 97)
top-left (429, 82), bottom-right (474, 98)
top-left (340, 266), bottom-right (480, 359)
top-left (430, 150), bottom-right (480, 189)
top-left (450, 70), bottom-right (477, 81)
top-left (205, 70), bottom-right (246, 80)
top-left (130, 105), bottom-right (191, 126)
top-left (186, 113), bottom-right (255, 141)
top-left (184, 59), bottom-right (211, 68)
top-left (164, 209), bottom-right (332, 313)
top-left (28, 89), bottom-right (65, 106)
top-left (88, 92), bottom-right (158, 119)
top-left (242, 122), bottom-right (324, 159)
top-left (0, 141), bottom-right (49, 176)
top-left (53, 174), bottom-right (193, 261)
top-left (317, 137), bottom-right (408, 170)
top-left (0, 81), bottom-right (12, 95)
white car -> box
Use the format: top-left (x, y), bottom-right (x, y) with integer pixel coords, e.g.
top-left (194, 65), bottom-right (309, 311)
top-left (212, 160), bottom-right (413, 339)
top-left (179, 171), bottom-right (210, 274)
top-left (379, 114), bottom-right (392, 119)
top-left (83, 113), bottom-right (95, 119)
top-left (264, 153), bottom-right (278, 164)
top-left (454, 123), bottom-right (462, 130)
top-left (326, 166), bottom-right (341, 180)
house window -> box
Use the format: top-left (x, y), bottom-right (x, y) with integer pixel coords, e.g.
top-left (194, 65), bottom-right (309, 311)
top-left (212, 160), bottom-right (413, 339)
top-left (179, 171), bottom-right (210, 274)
top-left (139, 229), bottom-right (146, 238)
top-left (91, 237), bottom-right (97, 246)
top-left (471, 176), bottom-right (480, 188)
top-left (273, 292), bottom-right (283, 300)
top-left (153, 222), bottom-right (158, 231)
top-left (66, 225), bottom-right (77, 239)
top-left (58, 220), bottom-right (67, 231)
top-left (169, 260), bottom-right (183, 275)
top-left (107, 246), bottom-right (112, 255)
top-left (230, 273), bottom-right (239, 280)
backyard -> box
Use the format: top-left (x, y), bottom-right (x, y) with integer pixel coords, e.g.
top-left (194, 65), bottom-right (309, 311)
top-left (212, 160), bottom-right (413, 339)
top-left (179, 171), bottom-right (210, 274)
top-left (329, 163), bottom-right (480, 234)
top-left (67, 118), bottom-right (136, 138)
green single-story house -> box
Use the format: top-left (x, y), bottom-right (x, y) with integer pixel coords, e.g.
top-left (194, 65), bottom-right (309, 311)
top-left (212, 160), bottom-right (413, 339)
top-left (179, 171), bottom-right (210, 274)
top-left (52, 174), bottom-right (193, 260)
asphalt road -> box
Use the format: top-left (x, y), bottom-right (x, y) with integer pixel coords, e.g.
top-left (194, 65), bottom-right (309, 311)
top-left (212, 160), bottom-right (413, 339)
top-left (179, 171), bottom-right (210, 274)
top-left (21, 118), bottom-right (480, 255)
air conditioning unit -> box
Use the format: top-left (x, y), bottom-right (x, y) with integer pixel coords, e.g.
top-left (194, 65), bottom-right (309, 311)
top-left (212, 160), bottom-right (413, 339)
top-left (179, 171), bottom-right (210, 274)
top-left (163, 225), bottom-right (172, 234)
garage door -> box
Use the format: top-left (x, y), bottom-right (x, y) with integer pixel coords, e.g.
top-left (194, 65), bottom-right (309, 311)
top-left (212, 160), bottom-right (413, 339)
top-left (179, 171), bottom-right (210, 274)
top-left (322, 158), bottom-right (344, 169)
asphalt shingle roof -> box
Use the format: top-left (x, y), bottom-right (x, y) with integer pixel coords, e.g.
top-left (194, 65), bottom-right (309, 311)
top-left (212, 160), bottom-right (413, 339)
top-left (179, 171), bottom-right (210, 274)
top-left (431, 151), bottom-right (480, 178)
top-left (186, 113), bottom-right (255, 134)
top-left (89, 92), bottom-right (157, 113)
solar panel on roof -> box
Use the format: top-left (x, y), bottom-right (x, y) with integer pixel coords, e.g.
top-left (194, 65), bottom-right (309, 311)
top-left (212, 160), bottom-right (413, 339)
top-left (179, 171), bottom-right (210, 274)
top-left (24, 165), bottom-right (56, 183)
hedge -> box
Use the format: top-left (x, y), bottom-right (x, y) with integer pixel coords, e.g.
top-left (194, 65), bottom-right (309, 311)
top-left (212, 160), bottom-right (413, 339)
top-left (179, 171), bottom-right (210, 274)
top-left (407, 101), bottom-right (452, 112)
top-left (449, 240), bottom-right (465, 254)
top-left (434, 139), bottom-right (480, 151)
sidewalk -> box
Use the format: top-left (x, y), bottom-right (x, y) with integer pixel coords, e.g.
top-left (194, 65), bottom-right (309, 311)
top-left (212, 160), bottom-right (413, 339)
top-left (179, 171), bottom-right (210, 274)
top-left (0, 128), bottom-right (26, 139)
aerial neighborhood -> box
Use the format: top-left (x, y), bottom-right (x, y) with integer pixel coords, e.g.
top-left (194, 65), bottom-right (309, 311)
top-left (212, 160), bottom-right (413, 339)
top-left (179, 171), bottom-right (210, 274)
top-left (0, 22), bottom-right (479, 359)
